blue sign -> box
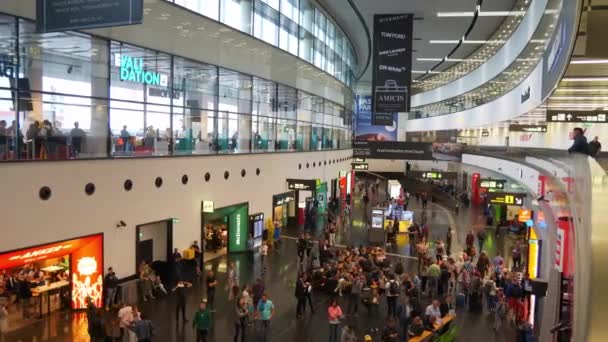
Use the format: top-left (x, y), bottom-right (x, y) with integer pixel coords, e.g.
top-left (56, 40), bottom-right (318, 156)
top-left (37, 0), bottom-right (144, 33)
top-left (355, 95), bottom-right (397, 141)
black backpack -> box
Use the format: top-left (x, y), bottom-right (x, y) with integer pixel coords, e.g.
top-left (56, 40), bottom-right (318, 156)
top-left (389, 281), bottom-right (399, 296)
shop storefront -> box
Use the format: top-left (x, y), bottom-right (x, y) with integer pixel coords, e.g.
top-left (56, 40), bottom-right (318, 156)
top-left (272, 191), bottom-right (296, 229)
top-left (135, 219), bottom-right (174, 279)
top-left (201, 202), bottom-right (249, 259)
top-left (287, 179), bottom-right (318, 229)
top-left (0, 234), bottom-right (103, 330)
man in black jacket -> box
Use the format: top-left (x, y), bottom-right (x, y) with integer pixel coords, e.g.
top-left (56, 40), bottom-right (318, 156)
top-left (295, 274), bottom-right (307, 318)
top-left (173, 281), bottom-right (192, 322)
top-left (568, 128), bottom-right (590, 155)
top-left (104, 267), bottom-right (119, 309)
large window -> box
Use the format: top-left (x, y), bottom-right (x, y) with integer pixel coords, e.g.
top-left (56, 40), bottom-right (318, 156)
top-left (0, 13), bottom-right (353, 163)
top-left (220, 0), bottom-right (253, 34)
top-left (254, 0), bottom-right (279, 46)
top-left (174, 0), bottom-right (219, 20)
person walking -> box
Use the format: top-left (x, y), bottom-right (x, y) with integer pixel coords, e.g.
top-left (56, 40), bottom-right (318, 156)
top-left (234, 296), bottom-right (248, 342)
top-left (385, 275), bottom-right (400, 317)
top-left (396, 296), bottom-right (412, 341)
top-left (260, 241), bottom-right (269, 274)
top-left (568, 127), bottom-right (590, 154)
top-left (193, 300), bottom-right (212, 342)
top-left (589, 136), bottom-right (602, 158)
top-left (206, 271), bottom-right (218, 312)
top-left (295, 274), bottom-right (307, 318)
top-left (328, 299), bottom-right (343, 342)
top-left (227, 262), bottom-right (238, 301)
top-left (477, 229), bottom-right (487, 253)
top-left (494, 296), bottom-right (507, 332)
top-left (173, 281), bottom-right (192, 323)
top-left (130, 313), bottom-right (155, 342)
top-left (348, 274), bottom-right (364, 316)
top-left (297, 233), bottom-right (307, 261)
top-left (256, 294), bottom-right (275, 342)
top-left (427, 260), bottom-right (441, 299)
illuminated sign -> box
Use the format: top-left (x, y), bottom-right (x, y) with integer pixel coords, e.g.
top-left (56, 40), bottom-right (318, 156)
top-left (509, 124), bottom-right (547, 133)
top-left (487, 192), bottom-right (526, 206)
top-left (0, 55), bottom-right (15, 79)
top-left (287, 179), bottom-right (317, 191)
top-left (519, 209), bottom-right (533, 222)
top-left (371, 209), bottom-right (384, 229)
top-left (352, 163), bottom-right (369, 171)
top-left (547, 110), bottom-right (608, 123)
top-left (479, 179), bottom-right (506, 190)
top-left (8, 244), bottom-right (72, 262)
top-left (249, 213), bottom-right (264, 222)
top-left (116, 54), bottom-right (168, 87)
top-left (353, 158), bottom-right (366, 163)
top-left (202, 201), bottom-right (214, 213)
top-left (481, 130), bottom-right (490, 137)
top-left (228, 205), bottom-right (249, 252)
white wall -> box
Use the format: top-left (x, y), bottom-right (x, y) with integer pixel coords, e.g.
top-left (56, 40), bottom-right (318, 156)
top-left (0, 150), bottom-right (352, 278)
top-left (462, 154), bottom-right (541, 195)
top-left (139, 221), bottom-right (169, 263)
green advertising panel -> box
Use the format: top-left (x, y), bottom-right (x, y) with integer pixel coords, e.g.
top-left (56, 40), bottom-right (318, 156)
top-left (316, 182), bottom-right (327, 214)
top-left (228, 204), bottom-right (249, 253)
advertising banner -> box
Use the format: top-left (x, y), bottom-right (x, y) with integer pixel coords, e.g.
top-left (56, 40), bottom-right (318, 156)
top-left (37, 0), bottom-right (144, 33)
top-left (353, 141), bottom-right (433, 160)
top-left (372, 14), bottom-right (414, 113)
top-left (355, 95), bottom-right (397, 141)
top-left (228, 205), bottom-right (249, 253)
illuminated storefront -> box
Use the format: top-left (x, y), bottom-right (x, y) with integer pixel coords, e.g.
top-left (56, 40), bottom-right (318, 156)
top-left (0, 234), bottom-right (104, 312)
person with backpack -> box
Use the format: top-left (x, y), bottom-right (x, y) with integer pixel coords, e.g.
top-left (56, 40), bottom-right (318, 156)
top-left (512, 242), bottom-right (523, 271)
top-left (477, 229), bottom-right (487, 253)
top-left (385, 275), bottom-right (400, 317)
top-left (130, 313), bottom-right (155, 342)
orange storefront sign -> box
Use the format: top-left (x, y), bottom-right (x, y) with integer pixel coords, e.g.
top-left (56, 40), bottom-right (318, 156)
top-left (0, 234), bottom-right (104, 309)
top-left (518, 209), bottom-right (532, 222)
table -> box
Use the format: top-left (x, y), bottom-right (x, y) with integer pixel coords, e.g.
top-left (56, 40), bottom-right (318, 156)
top-left (31, 280), bottom-right (70, 318)
top-left (409, 330), bottom-right (433, 342)
top-left (41, 265), bottom-right (63, 273)
top-left (434, 313), bottom-right (456, 331)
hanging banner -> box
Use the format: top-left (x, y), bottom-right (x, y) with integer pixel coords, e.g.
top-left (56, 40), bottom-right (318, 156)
top-left (372, 14), bottom-right (413, 113)
top-left (37, 0), bottom-right (144, 33)
top-left (353, 141), bottom-right (433, 160)
top-left (355, 95), bottom-right (397, 141)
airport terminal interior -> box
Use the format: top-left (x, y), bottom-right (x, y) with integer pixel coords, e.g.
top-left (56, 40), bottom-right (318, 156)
top-left (0, 0), bottom-right (606, 341)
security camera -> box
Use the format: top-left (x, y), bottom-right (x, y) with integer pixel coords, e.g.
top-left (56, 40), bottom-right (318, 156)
top-left (116, 220), bottom-right (127, 228)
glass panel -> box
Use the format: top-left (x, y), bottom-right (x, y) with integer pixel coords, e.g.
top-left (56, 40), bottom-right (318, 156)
top-left (220, 0), bottom-right (253, 34)
top-left (296, 121), bottom-right (310, 151)
top-left (279, 15), bottom-right (299, 55)
top-left (280, 0), bottom-right (299, 24)
top-left (276, 119), bottom-right (296, 151)
top-left (277, 84), bottom-right (296, 120)
top-left (322, 127), bottom-right (332, 150)
top-left (299, 0), bottom-right (314, 33)
top-left (219, 69), bottom-right (251, 153)
top-left (109, 42), bottom-right (171, 157)
top-left (254, 0), bottom-right (279, 46)
top-left (314, 39), bottom-right (325, 70)
top-left (326, 20), bottom-right (335, 52)
top-left (174, 0), bottom-right (219, 20)
top-left (260, 0), bottom-right (279, 10)
top-left (297, 91), bottom-right (313, 122)
top-left (313, 9), bottom-right (326, 43)
top-left (298, 28), bottom-right (314, 63)
top-left (0, 15), bottom-right (17, 161)
top-left (311, 124), bottom-right (322, 151)
top-left (252, 115), bottom-right (275, 152)
top-left (18, 19), bottom-right (110, 160)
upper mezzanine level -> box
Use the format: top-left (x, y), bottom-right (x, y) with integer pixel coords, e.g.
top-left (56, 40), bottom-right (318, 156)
top-left (0, 0), bottom-right (362, 162)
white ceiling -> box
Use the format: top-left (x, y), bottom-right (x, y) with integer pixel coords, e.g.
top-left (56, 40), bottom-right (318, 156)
top-left (319, 0), bottom-right (517, 83)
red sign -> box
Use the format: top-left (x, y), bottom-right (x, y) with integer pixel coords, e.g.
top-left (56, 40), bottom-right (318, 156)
top-left (518, 209), bottom-right (532, 222)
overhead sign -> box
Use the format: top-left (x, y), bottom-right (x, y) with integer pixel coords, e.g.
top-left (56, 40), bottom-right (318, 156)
top-left (408, 171), bottom-right (458, 180)
top-left (509, 124), bottom-right (547, 133)
top-left (353, 141), bottom-right (433, 160)
top-left (479, 179), bottom-right (507, 190)
top-left (0, 55), bottom-right (16, 79)
top-left (546, 110), bottom-right (608, 123)
top-left (352, 163), bottom-right (369, 171)
top-left (353, 157), bottom-right (366, 163)
top-left (372, 14), bottom-right (413, 113)
top-left (487, 192), bottom-right (527, 206)
top-left (37, 0), bottom-right (144, 33)
top-left (481, 130), bottom-right (490, 137)
top-left (287, 179), bottom-right (317, 191)
top-left (202, 201), bottom-right (214, 213)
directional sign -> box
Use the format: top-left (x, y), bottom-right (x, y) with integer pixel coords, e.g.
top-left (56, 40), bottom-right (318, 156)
top-left (479, 179), bottom-right (507, 190)
top-left (352, 163), bottom-right (369, 171)
top-left (353, 157), bottom-right (366, 163)
top-left (547, 110), bottom-right (608, 123)
top-left (486, 192), bottom-right (527, 206)
top-left (408, 171), bottom-right (458, 180)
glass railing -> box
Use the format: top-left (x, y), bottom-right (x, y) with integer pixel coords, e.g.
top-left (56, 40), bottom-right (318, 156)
top-left (463, 146), bottom-right (608, 342)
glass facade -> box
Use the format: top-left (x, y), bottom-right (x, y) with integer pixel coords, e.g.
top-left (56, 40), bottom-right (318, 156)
top-left (164, 0), bottom-right (356, 87)
top-left (0, 14), bottom-right (351, 162)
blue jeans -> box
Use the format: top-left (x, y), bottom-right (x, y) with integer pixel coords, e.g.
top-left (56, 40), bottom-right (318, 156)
top-left (105, 287), bottom-right (117, 307)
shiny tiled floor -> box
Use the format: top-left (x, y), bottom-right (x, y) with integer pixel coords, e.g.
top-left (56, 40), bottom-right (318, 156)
top-left (6, 179), bottom-right (520, 342)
